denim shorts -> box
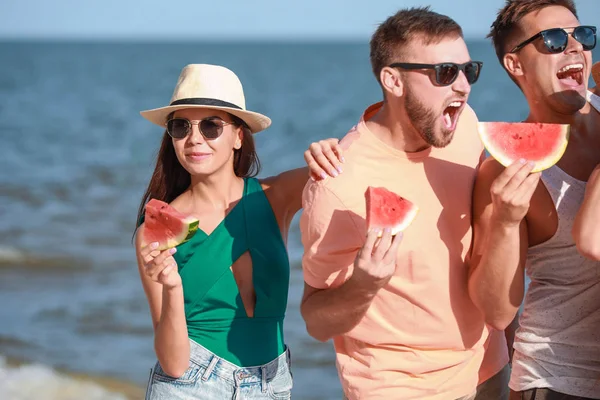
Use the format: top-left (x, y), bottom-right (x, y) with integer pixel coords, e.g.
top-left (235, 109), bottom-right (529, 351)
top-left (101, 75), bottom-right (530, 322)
top-left (145, 339), bottom-right (293, 400)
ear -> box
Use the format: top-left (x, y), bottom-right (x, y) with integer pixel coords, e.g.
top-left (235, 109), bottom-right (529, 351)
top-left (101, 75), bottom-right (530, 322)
top-left (233, 127), bottom-right (243, 150)
top-left (380, 67), bottom-right (404, 97)
top-left (504, 53), bottom-right (524, 80)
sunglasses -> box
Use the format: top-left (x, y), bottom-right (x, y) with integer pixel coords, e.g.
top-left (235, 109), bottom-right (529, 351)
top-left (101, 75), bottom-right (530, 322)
top-left (165, 117), bottom-right (235, 140)
top-left (389, 61), bottom-right (483, 86)
top-left (510, 25), bottom-right (597, 54)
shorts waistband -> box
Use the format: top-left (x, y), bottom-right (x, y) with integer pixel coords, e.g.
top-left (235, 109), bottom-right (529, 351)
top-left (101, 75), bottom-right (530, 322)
top-left (188, 339), bottom-right (291, 386)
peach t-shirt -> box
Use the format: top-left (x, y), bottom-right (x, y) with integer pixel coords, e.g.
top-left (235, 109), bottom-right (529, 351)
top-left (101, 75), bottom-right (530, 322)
top-left (300, 102), bottom-right (508, 399)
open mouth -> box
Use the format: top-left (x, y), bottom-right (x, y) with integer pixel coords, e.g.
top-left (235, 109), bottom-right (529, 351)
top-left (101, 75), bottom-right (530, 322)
top-left (442, 101), bottom-right (464, 130)
top-left (556, 63), bottom-right (584, 87)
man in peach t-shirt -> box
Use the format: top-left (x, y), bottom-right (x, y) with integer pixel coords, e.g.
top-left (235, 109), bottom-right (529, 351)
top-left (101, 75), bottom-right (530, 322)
top-left (300, 7), bottom-right (510, 400)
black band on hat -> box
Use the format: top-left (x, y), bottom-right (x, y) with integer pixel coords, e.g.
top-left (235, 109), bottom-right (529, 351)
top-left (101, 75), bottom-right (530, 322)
top-left (170, 98), bottom-right (242, 109)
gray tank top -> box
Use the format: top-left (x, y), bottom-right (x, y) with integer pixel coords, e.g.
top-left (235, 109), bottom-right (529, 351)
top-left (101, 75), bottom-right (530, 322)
top-left (509, 165), bottom-right (600, 398)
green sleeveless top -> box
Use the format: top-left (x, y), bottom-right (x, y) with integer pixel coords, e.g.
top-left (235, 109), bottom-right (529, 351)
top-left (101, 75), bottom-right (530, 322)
top-left (169, 177), bottom-right (290, 367)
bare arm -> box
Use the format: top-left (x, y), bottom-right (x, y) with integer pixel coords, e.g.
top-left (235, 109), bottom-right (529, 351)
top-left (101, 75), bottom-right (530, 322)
top-left (301, 229), bottom-right (402, 342)
top-left (468, 158), bottom-right (539, 330)
top-left (572, 165), bottom-right (600, 260)
top-left (301, 279), bottom-right (378, 342)
top-left (135, 230), bottom-right (190, 377)
top-left (270, 138), bottom-right (344, 217)
top-left (272, 167), bottom-right (312, 217)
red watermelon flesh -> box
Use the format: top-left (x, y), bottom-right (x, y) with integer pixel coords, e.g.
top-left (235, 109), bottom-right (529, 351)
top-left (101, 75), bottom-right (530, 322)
top-left (365, 186), bottom-right (418, 236)
top-left (142, 199), bottom-right (199, 251)
top-left (478, 122), bottom-right (569, 173)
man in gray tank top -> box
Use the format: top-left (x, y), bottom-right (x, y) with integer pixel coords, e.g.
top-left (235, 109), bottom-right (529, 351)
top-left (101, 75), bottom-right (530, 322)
top-left (468, 1), bottom-right (600, 399)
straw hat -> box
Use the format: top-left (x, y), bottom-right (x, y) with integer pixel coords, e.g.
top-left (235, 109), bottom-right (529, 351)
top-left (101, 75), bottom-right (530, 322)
top-left (140, 64), bottom-right (271, 134)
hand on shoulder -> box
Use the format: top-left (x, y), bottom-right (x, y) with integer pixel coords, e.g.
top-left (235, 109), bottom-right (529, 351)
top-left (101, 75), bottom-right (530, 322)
top-left (304, 138), bottom-right (345, 181)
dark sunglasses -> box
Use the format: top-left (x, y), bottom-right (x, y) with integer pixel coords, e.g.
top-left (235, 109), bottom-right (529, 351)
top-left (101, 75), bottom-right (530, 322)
top-left (165, 117), bottom-right (235, 140)
top-left (389, 61), bottom-right (483, 86)
top-left (510, 25), bottom-right (597, 54)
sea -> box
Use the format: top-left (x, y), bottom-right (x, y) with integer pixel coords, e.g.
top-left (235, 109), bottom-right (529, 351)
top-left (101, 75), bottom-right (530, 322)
top-left (0, 40), bottom-right (598, 400)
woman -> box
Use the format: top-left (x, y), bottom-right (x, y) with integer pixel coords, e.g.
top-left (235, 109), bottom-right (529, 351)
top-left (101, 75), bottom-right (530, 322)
top-left (134, 64), bottom-right (341, 399)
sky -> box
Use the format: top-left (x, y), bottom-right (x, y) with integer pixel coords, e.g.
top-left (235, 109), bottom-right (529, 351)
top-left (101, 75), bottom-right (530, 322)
top-left (1, 0), bottom-right (599, 41)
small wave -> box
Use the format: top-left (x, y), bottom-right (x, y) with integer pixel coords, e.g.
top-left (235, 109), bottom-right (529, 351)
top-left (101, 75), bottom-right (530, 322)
top-left (0, 247), bottom-right (89, 271)
top-left (0, 356), bottom-right (139, 400)
top-left (0, 336), bottom-right (38, 352)
top-left (0, 185), bottom-right (45, 207)
top-left (0, 247), bottom-right (28, 264)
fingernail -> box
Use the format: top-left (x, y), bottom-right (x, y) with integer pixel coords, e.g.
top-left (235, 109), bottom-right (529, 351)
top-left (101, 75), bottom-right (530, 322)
top-left (336, 166), bottom-right (343, 174)
top-left (150, 242), bottom-right (159, 249)
top-left (341, 156), bottom-right (345, 163)
top-left (169, 247), bottom-right (177, 254)
top-left (331, 170), bottom-right (338, 177)
top-left (528, 161), bottom-right (535, 167)
top-left (384, 227), bottom-right (391, 233)
top-left (320, 173), bottom-right (327, 180)
top-left (519, 158), bottom-right (526, 164)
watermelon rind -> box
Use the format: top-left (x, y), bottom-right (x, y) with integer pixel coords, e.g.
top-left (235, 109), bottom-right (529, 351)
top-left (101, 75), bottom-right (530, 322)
top-left (365, 186), bottom-right (419, 237)
top-left (478, 122), bottom-right (569, 173)
top-left (142, 200), bottom-right (200, 251)
top-left (164, 217), bottom-right (199, 249)
top-left (388, 206), bottom-right (419, 236)
top-left (375, 206), bottom-right (418, 237)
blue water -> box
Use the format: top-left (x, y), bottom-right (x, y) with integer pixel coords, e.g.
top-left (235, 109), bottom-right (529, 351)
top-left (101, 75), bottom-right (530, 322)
top-left (0, 40), bottom-right (598, 399)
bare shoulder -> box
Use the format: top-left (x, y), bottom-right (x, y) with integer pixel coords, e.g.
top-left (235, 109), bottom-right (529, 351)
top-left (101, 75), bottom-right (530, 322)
top-left (478, 156), bottom-right (505, 181)
top-left (450, 104), bottom-right (483, 156)
top-left (462, 103), bottom-right (478, 119)
top-left (258, 175), bottom-right (289, 214)
top-left (457, 103), bottom-right (479, 130)
top-left (258, 175), bottom-right (277, 191)
top-left (258, 175), bottom-right (282, 202)
top-left (167, 193), bottom-right (192, 213)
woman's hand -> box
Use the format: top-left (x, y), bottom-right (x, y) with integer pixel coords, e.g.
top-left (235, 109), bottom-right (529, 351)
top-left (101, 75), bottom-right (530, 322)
top-left (304, 138), bottom-right (344, 181)
top-left (139, 242), bottom-right (182, 289)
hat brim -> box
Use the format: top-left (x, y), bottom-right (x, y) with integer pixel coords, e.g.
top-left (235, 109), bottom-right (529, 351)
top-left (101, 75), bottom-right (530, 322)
top-left (140, 104), bottom-right (271, 134)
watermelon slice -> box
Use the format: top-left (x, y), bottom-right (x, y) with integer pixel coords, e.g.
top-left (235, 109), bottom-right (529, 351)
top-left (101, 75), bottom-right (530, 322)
top-left (478, 122), bottom-right (569, 173)
top-left (365, 186), bottom-right (418, 236)
top-left (592, 61), bottom-right (599, 87)
top-left (142, 199), bottom-right (199, 250)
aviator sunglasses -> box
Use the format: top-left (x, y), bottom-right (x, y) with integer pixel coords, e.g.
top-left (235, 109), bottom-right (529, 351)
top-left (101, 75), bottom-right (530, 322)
top-left (389, 61), bottom-right (483, 86)
top-left (510, 25), bottom-right (597, 54)
top-left (165, 117), bottom-right (236, 140)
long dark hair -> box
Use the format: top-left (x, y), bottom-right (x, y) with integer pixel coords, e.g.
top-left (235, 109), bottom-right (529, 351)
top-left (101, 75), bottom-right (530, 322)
top-left (133, 112), bottom-right (260, 236)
